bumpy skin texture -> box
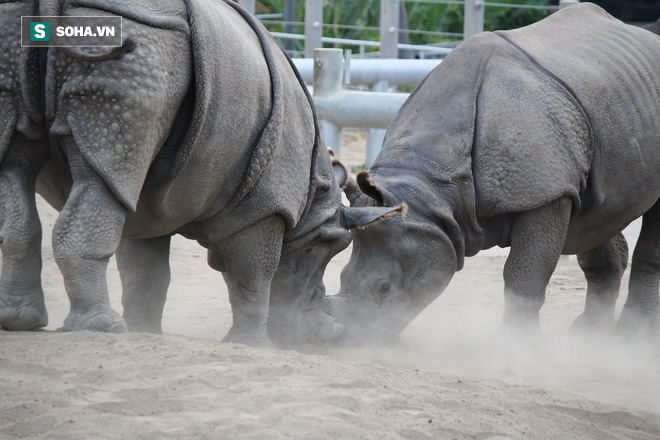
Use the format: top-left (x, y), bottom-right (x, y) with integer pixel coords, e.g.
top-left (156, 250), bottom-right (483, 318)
top-left (328, 4), bottom-right (660, 342)
top-left (38, 0), bottom-right (350, 346)
top-left (0, 0), bottom-right (50, 331)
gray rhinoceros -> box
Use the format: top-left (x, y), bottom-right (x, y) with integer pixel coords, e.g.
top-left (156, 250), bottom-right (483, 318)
top-left (35, 0), bottom-right (350, 346)
top-left (325, 3), bottom-right (660, 342)
top-left (0, 0), bottom-right (51, 331)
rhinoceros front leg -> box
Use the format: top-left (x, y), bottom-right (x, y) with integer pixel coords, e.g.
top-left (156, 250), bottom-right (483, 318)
top-left (0, 144), bottom-right (48, 331)
top-left (117, 236), bottom-right (171, 333)
top-left (218, 215), bottom-right (285, 347)
top-left (52, 149), bottom-right (127, 333)
top-left (502, 197), bottom-right (572, 332)
top-left (617, 202), bottom-right (660, 338)
top-left (572, 233), bottom-right (628, 332)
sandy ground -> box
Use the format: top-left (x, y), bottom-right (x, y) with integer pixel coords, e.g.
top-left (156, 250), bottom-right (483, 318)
top-left (1, 131), bottom-right (660, 439)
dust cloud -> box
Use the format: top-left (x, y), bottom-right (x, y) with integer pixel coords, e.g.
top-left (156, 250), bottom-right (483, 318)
top-left (1, 195), bottom-right (657, 438)
top-left (320, 248), bottom-right (660, 417)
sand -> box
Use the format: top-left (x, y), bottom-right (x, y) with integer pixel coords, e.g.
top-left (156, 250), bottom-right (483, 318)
top-left (1, 131), bottom-right (660, 439)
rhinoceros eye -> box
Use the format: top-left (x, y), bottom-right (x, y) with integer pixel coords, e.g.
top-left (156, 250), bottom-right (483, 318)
top-left (376, 280), bottom-right (392, 300)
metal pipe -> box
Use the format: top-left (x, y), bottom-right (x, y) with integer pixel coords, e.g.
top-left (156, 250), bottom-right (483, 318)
top-left (293, 58), bottom-right (440, 87)
top-left (284, 0), bottom-right (295, 52)
top-left (304, 0), bottom-right (323, 58)
top-left (380, 0), bottom-right (400, 59)
top-left (463, 0), bottom-right (484, 39)
top-left (313, 49), bottom-right (343, 96)
top-left (314, 49), bottom-right (345, 155)
top-left (313, 49), bottom-right (411, 155)
top-left (485, 2), bottom-right (556, 10)
top-left (559, 0), bottom-right (579, 9)
top-left (270, 32), bottom-right (453, 55)
top-left (320, 121), bottom-right (342, 157)
top-left (366, 80), bottom-right (389, 167)
top-left (314, 90), bottom-right (409, 129)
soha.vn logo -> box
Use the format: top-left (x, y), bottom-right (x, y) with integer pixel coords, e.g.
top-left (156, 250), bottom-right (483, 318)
top-left (30, 22), bottom-right (50, 41)
top-left (30, 22), bottom-right (116, 40)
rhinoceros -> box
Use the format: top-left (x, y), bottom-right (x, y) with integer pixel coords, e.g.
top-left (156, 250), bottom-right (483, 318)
top-left (0, 0), bottom-right (50, 331)
top-left (28, 0), bottom-right (351, 346)
top-left (325, 3), bottom-right (660, 342)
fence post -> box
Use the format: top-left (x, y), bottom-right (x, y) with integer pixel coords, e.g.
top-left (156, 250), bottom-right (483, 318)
top-left (314, 49), bottom-right (344, 156)
top-left (380, 0), bottom-right (400, 58)
top-left (237, 0), bottom-right (255, 14)
top-left (284, 0), bottom-right (295, 52)
top-left (463, 0), bottom-right (484, 40)
top-left (366, 80), bottom-right (389, 167)
top-left (305, 0), bottom-right (323, 58)
top-left (374, 0), bottom-right (399, 165)
top-left (559, 0), bottom-right (579, 8)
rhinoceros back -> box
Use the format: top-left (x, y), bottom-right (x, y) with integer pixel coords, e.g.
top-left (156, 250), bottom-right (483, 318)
top-left (496, 3), bottom-right (660, 221)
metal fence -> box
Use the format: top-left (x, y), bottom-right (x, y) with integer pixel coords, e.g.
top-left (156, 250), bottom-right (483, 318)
top-left (239, 0), bottom-right (561, 59)
top-left (238, 0), bottom-right (575, 166)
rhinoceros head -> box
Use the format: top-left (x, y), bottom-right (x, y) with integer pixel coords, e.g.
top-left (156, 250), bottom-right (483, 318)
top-left (325, 168), bottom-right (461, 344)
top-left (266, 149), bottom-right (353, 347)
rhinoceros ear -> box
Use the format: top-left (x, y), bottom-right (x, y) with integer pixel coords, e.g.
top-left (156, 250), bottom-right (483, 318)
top-left (328, 147), bottom-right (347, 188)
top-left (356, 170), bottom-right (399, 207)
top-left (328, 147), bottom-right (362, 206)
top-left (340, 203), bottom-right (407, 230)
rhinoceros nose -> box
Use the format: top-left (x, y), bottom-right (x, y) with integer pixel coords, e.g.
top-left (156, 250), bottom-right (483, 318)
top-left (321, 294), bottom-right (349, 320)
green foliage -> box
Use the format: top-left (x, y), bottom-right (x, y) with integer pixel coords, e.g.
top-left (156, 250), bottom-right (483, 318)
top-left (406, 2), bottom-right (465, 43)
top-left (483, 0), bottom-right (551, 32)
top-left (253, 0), bottom-right (551, 54)
top-left (325, 0), bottom-right (380, 41)
top-left (405, 0), bottom-right (550, 45)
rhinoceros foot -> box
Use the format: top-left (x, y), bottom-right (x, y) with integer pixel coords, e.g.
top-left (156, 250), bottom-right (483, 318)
top-left (0, 287), bottom-right (48, 331)
top-left (63, 304), bottom-right (127, 333)
top-left (615, 307), bottom-right (658, 340)
top-left (570, 312), bottom-right (616, 334)
top-left (123, 318), bottom-right (163, 334)
top-left (222, 326), bottom-right (274, 348)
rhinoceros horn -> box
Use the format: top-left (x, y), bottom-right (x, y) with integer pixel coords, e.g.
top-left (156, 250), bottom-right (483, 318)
top-left (339, 203), bottom-right (407, 230)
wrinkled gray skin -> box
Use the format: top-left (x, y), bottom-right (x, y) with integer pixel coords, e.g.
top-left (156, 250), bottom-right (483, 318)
top-left (35, 0), bottom-right (350, 346)
top-left (0, 1), bottom-right (50, 331)
top-left (325, 4), bottom-right (660, 343)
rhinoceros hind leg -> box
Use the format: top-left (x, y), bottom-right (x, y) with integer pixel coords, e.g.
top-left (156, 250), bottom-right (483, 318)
top-left (219, 215), bottom-right (285, 348)
top-left (572, 233), bottom-right (628, 332)
top-left (501, 197), bottom-right (572, 334)
top-left (62, 304), bottom-right (127, 333)
top-left (118, 236), bottom-right (172, 334)
top-left (53, 144), bottom-right (127, 333)
top-left (617, 203), bottom-right (660, 339)
top-left (0, 288), bottom-right (48, 331)
top-left (0, 149), bottom-right (48, 331)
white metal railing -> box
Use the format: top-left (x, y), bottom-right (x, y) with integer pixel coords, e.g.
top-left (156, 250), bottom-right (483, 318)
top-left (236, 0), bottom-right (571, 166)
top-left (270, 32), bottom-right (453, 56)
top-left (312, 49), bottom-right (417, 165)
top-left (241, 0), bottom-right (561, 60)
top-left (293, 57), bottom-right (441, 87)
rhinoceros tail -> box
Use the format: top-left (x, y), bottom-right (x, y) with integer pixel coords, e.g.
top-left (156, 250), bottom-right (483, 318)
top-left (58, 39), bottom-right (137, 62)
